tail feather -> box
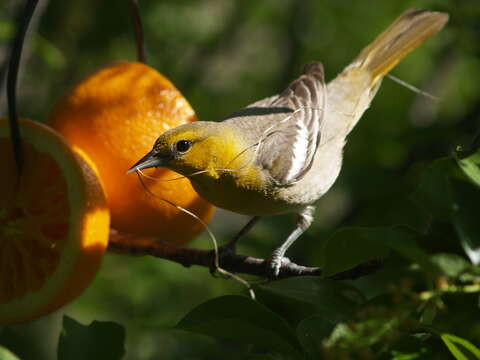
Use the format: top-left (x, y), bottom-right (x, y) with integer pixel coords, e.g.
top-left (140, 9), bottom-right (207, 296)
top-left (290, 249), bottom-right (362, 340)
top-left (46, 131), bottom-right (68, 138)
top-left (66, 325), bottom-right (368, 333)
top-left (323, 9), bottom-right (448, 140)
top-left (353, 9), bottom-right (449, 80)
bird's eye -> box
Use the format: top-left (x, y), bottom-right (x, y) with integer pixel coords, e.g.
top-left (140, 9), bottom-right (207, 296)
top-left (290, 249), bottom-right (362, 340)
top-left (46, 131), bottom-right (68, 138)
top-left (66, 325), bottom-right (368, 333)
top-left (175, 140), bottom-right (192, 153)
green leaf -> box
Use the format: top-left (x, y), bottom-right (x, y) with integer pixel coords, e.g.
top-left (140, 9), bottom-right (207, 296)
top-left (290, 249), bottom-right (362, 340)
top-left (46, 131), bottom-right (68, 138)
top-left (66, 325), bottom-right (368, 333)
top-left (411, 158), bottom-right (455, 221)
top-left (321, 227), bottom-right (441, 278)
top-left (0, 20), bottom-right (15, 41)
top-left (388, 333), bottom-right (433, 359)
top-left (342, 253), bottom-right (411, 300)
top-left (456, 151), bottom-right (480, 188)
top-left (451, 179), bottom-right (480, 265)
top-left (411, 154), bottom-right (480, 264)
top-left (0, 346), bottom-right (20, 360)
top-left (296, 316), bottom-right (337, 360)
top-left (440, 333), bottom-right (480, 360)
top-left (419, 299), bottom-right (437, 325)
top-left (385, 227), bottom-right (442, 276)
top-left (33, 35), bottom-right (66, 70)
top-left (255, 277), bottom-right (363, 325)
top-left (390, 349), bottom-right (429, 360)
top-left (430, 253), bottom-right (471, 278)
top-left (176, 295), bottom-right (303, 358)
top-left (321, 227), bottom-right (391, 277)
top-left (58, 316), bottom-right (125, 360)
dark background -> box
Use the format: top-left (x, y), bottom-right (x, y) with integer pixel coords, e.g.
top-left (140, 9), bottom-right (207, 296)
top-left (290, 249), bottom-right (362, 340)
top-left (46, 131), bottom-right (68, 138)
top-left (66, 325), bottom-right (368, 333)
top-left (1, 0), bottom-right (479, 359)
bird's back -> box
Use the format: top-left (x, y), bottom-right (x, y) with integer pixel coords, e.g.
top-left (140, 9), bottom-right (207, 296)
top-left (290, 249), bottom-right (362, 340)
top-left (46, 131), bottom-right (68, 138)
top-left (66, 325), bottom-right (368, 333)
top-left (224, 62), bottom-right (327, 187)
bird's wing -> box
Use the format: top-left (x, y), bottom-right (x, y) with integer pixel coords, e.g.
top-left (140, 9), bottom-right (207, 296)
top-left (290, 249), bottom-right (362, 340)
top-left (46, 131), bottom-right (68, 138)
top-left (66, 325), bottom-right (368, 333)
top-left (253, 62), bottom-right (326, 185)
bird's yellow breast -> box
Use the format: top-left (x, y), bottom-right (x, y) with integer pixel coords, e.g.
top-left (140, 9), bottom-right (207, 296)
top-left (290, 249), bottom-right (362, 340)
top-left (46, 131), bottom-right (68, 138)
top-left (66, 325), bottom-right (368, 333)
top-left (189, 172), bottom-right (295, 216)
top-left (166, 126), bottom-right (295, 216)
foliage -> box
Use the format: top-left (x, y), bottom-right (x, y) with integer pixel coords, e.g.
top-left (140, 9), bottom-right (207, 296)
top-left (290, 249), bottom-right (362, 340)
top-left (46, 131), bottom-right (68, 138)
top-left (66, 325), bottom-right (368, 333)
top-left (58, 317), bottom-right (125, 360)
top-left (1, 0), bottom-right (480, 359)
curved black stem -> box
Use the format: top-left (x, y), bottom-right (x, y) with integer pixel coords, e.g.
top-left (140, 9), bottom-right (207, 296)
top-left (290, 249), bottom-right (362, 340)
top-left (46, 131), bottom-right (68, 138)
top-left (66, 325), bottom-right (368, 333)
top-left (7, 0), bottom-right (40, 177)
top-left (128, 0), bottom-right (146, 63)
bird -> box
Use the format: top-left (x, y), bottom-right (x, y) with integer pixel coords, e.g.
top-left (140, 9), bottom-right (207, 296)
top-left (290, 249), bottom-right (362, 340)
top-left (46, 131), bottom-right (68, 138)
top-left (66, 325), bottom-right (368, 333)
top-left (129, 9), bottom-right (449, 276)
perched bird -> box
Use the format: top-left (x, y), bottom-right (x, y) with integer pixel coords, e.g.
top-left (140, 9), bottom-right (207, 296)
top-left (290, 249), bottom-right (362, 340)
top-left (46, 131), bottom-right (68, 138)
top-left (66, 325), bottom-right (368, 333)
top-left (129, 9), bottom-right (448, 276)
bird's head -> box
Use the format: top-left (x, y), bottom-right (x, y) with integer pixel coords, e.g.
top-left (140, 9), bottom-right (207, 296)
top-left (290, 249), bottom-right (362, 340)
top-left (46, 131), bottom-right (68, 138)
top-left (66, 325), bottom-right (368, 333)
top-left (128, 122), bottom-right (253, 180)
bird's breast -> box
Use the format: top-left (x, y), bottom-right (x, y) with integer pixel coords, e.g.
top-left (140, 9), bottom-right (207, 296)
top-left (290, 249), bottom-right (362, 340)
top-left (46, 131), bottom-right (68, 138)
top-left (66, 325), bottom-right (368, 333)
top-left (189, 169), bottom-right (299, 216)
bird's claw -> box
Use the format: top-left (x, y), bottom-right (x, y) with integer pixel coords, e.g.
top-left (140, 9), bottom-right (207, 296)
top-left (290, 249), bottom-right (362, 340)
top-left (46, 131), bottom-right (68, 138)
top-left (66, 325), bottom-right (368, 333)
top-left (268, 254), bottom-right (291, 278)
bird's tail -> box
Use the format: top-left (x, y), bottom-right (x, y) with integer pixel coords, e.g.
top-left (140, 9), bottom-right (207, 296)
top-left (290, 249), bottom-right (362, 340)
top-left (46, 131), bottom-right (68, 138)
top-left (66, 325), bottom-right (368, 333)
top-left (324, 9), bottom-right (448, 140)
top-left (351, 9), bottom-right (448, 82)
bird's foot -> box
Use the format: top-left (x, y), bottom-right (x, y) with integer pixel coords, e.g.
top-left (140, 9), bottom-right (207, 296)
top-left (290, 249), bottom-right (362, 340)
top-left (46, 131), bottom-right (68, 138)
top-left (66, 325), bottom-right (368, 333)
top-left (267, 251), bottom-right (291, 278)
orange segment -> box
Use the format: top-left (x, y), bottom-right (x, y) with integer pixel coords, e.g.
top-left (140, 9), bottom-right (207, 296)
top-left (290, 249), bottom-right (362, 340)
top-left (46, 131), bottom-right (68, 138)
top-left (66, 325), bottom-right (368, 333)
top-left (48, 61), bottom-right (215, 244)
top-left (0, 141), bottom-right (69, 303)
top-left (0, 118), bottom-right (110, 324)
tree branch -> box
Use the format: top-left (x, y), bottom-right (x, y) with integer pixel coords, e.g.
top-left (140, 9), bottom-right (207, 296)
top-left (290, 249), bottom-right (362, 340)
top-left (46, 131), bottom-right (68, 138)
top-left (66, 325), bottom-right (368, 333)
top-left (108, 229), bottom-right (383, 280)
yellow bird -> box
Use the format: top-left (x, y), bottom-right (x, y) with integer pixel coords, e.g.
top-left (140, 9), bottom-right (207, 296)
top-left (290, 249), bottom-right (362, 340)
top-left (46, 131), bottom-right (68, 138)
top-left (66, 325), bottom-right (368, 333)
top-left (129, 9), bottom-right (448, 276)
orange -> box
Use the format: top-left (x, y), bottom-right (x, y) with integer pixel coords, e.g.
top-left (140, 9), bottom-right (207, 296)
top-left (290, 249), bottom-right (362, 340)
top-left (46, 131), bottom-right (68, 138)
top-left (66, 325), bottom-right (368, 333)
top-left (47, 61), bottom-right (215, 244)
top-left (0, 118), bottom-right (110, 324)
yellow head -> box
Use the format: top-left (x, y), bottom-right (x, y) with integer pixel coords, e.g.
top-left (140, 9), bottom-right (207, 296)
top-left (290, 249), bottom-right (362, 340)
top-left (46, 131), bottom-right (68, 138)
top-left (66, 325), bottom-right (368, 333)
top-left (128, 122), bottom-right (256, 181)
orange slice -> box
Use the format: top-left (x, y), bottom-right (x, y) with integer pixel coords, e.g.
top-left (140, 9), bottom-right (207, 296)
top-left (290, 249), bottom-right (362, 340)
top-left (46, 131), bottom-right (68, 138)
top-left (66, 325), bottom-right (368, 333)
top-left (0, 118), bottom-right (110, 324)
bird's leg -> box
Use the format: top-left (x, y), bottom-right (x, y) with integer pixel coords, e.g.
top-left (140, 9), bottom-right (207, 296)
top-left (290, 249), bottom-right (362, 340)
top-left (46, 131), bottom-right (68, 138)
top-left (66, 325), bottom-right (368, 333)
top-left (224, 216), bottom-right (261, 253)
top-left (269, 205), bottom-right (315, 277)
top-left (209, 216), bottom-right (260, 277)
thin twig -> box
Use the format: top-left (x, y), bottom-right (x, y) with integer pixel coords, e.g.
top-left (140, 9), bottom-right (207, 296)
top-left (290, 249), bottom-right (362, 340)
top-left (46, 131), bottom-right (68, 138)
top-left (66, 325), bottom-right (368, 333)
top-left (127, 0), bottom-right (146, 63)
top-left (108, 230), bottom-right (383, 280)
top-left (7, 0), bottom-right (39, 177)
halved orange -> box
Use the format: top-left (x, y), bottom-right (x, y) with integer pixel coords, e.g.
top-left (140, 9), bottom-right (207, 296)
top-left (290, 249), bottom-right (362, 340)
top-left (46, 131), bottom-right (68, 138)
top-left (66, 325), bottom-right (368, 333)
top-left (0, 118), bottom-right (110, 324)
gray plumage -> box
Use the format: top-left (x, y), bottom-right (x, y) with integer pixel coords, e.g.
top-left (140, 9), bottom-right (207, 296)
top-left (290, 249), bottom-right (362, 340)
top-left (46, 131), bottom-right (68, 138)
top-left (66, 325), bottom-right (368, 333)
top-left (224, 62), bottom-right (326, 186)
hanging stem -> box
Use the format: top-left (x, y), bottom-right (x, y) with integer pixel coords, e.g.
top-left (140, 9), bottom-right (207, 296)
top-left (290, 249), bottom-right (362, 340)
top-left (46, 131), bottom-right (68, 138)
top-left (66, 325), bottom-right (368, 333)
top-left (7, 0), bottom-right (40, 177)
top-left (128, 0), bottom-right (147, 63)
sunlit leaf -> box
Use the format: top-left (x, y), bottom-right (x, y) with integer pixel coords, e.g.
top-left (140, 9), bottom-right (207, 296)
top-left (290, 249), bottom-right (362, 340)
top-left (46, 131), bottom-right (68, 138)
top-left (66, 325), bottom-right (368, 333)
top-left (451, 180), bottom-right (480, 265)
top-left (390, 349), bottom-right (429, 360)
top-left (440, 333), bottom-right (480, 360)
top-left (176, 295), bottom-right (303, 358)
top-left (430, 253), bottom-right (471, 277)
top-left (456, 150), bottom-right (480, 188)
top-left (0, 346), bottom-right (20, 360)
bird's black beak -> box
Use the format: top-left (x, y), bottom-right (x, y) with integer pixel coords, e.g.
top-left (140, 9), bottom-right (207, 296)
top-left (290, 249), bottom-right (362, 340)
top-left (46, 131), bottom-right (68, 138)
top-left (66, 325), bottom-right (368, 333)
top-left (127, 149), bottom-right (166, 173)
